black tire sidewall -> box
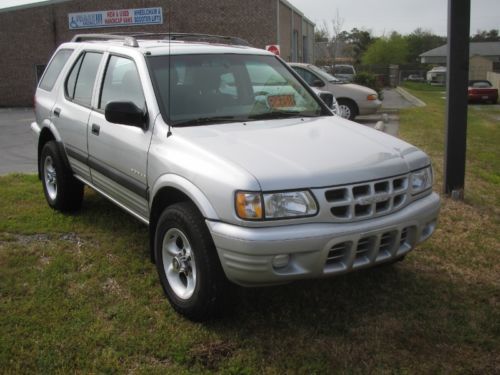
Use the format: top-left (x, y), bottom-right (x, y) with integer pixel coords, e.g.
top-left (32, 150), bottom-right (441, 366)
top-left (40, 141), bottom-right (83, 212)
top-left (338, 100), bottom-right (356, 120)
top-left (154, 202), bottom-right (223, 319)
top-left (40, 141), bottom-right (63, 209)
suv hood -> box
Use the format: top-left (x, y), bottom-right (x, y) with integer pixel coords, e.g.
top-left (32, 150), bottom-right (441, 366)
top-left (175, 116), bottom-right (429, 191)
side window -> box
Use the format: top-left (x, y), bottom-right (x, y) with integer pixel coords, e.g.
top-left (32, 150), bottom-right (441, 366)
top-left (39, 49), bottom-right (73, 91)
top-left (99, 56), bottom-right (145, 110)
top-left (65, 52), bottom-right (102, 107)
top-left (219, 72), bottom-right (238, 98)
top-left (294, 67), bottom-right (318, 86)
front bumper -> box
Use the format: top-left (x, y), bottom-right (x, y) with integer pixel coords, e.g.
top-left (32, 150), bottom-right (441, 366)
top-left (207, 192), bottom-right (440, 286)
top-left (358, 99), bottom-right (382, 115)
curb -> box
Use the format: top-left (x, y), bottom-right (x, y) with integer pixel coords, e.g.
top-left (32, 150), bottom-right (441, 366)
top-left (395, 87), bottom-right (426, 107)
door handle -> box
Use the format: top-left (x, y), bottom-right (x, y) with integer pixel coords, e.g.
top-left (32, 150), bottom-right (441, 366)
top-left (53, 107), bottom-right (61, 117)
top-left (91, 123), bottom-right (100, 136)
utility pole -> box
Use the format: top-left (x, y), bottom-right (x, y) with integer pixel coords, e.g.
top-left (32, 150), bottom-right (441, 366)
top-left (443, 0), bottom-right (471, 199)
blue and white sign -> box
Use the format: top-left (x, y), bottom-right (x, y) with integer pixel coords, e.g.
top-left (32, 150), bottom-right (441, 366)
top-left (68, 7), bottom-right (163, 30)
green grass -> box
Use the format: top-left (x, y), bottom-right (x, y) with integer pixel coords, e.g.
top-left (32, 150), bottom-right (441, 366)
top-left (1, 92), bottom-right (500, 372)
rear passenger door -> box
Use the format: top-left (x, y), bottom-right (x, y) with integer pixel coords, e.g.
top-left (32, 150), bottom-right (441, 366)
top-left (87, 54), bottom-right (151, 219)
top-left (55, 51), bottom-right (103, 181)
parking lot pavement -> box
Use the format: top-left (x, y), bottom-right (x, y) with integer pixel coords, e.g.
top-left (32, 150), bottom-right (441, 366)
top-left (0, 108), bottom-right (37, 175)
top-left (356, 88), bottom-right (417, 137)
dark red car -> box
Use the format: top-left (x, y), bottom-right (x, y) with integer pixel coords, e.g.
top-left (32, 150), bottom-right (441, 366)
top-left (468, 80), bottom-right (498, 104)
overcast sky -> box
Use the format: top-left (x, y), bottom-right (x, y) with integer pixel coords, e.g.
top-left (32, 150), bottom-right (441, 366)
top-left (288, 0), bottom-right (500, 37)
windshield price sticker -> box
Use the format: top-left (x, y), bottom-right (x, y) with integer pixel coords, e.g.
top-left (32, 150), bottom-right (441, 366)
top-left (267, 95), bottom-right (296, 109)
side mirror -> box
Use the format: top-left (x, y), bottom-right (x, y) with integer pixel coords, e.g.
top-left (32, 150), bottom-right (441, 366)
top-left (105, 101), bottom-right (146, 128)
top-left (311, 79), bottom-right (325, 88)
top-left (318, 92), bottom-right (334, 108)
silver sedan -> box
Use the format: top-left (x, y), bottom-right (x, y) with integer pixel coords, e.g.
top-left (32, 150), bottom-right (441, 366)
top-left (290, 63), bottom-right (382, 120)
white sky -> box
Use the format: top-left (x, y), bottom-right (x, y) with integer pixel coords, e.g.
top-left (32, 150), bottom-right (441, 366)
top-left (288, 0), bottom-right (500, 36)
top-left (1, 0), bottom-right (498, 37)
top-left (0, 0), bottom-right (49, 9)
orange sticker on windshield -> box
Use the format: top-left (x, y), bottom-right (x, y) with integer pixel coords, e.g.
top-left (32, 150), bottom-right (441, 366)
top-left (267, 95), bottom-right (295, 108)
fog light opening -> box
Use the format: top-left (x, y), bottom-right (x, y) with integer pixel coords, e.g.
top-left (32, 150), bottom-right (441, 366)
top-left (272, 254), bottom-right (290, 269)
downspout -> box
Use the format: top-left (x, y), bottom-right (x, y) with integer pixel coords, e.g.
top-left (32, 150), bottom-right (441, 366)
top-left (276, 0), bottom-right (280, 45)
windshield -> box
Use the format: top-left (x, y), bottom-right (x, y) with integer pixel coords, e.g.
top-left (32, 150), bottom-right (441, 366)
top-left (147, 54), bottom-right (329, 126)
top-left (308, 65), bottom-right (341, 83)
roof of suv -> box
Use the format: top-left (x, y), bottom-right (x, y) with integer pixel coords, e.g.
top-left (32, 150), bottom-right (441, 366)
top-left (66, 33), bottom-right (272, 56)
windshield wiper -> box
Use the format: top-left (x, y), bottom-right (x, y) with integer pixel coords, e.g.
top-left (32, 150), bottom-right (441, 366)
top-left (247, 110), bottom-right (317, 120)
top-left (174, 116), bottom-right (241, 127)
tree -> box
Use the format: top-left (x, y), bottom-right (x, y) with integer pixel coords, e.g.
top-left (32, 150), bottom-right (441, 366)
top-left (471, 29), bottom-right (500, 41)
top-left (362, 32), bottom-right (408, 65)
top-left (343, 28), bottom-right (374, 65)
top-left (405, 28), bottom-right (446, 63)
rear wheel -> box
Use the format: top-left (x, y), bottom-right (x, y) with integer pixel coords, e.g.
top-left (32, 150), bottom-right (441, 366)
top-left (40, 141), bottom-right (83, 212)
top-left (154, 202), bottom-right (229, 321)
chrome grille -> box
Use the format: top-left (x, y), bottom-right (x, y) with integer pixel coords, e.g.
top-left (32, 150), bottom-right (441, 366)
top-left (324, 174), bottom-right (409, 222)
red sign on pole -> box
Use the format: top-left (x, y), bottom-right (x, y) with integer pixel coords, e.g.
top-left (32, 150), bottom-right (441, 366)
top-left (265, 44), bottom-right (280, 56)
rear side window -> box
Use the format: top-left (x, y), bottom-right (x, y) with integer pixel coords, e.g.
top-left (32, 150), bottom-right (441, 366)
top-left (65, 52), bottom-right (103, 107)
top-left (39, 49), bottom-right (73, 91)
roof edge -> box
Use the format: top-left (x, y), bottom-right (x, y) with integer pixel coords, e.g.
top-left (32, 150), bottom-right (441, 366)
top-left (0, 0), bottom-right (71, 14)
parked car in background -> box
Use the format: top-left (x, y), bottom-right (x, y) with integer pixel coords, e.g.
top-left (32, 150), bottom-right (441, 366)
top-left (426, 66), bottom-right (446, 85)
top-left (290, 63), bottom-right (381, 120)
top-left (468, 80), bottom-right (498, 104)
top-left (334, 64), bottom-right (356, 82)
top-left (405, 74), bottom-right (425, 82)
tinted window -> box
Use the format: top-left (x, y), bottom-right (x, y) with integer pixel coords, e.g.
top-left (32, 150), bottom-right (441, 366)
top-left (99, 56), bottom-right (145, 110)
top-left (39, 49), bottom-right (73, 91)
top-left (66, 52), bottom-right (102, 107)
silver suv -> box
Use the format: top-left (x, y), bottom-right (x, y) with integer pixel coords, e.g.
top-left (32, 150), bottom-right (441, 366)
top-left (32, 33), bottom-right (440, 320)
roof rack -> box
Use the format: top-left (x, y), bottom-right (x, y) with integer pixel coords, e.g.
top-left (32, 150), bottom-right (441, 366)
top-left (70, 32), bottom-right (250, 48)
top-left (71, 34), bottom-right (139, 47)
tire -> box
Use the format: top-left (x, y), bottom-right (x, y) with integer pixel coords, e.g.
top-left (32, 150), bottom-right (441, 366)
top-left (154, 202), bottom-right (229, 321)
top-left (337, 99), bottom-right (357, 120)
top-left (40, 141), bottom-right (83, 212)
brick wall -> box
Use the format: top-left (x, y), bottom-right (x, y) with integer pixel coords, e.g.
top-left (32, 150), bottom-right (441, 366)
top-left (0, 0), bottom-right (277, 107)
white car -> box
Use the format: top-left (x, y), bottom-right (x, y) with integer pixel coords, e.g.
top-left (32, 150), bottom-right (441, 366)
top-left (290, 63), bottom-right (382, 120)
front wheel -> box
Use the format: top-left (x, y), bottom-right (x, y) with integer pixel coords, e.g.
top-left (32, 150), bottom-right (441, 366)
top-left (337, 99), bottom-right (357, 120)
top-left (154, 202), bottom-right (229, 321)
top-left (40, 141), bottom-right (83, 212)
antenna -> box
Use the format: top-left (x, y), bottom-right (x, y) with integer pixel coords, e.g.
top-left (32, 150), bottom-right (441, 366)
top-left (166, 2), bottom-right (173, 138)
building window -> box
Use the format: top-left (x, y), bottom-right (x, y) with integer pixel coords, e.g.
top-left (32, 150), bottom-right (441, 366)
top-left (493, 61), bottom-right (500, 73)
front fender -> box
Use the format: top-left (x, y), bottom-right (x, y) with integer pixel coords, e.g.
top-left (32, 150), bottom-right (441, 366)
top-left (150, 174), bottom-right (219, 219)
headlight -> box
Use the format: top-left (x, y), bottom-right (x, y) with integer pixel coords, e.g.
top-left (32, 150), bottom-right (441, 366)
top-left (367, 94), bottom-right (378, 101)
top-left (236, 190), bottom-right (318, 220)
top-left (410, 166), bottom-right (433, 195)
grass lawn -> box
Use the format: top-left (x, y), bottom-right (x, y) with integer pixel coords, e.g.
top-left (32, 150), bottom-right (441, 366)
top-left (1, 88), bottom-right (499, 372)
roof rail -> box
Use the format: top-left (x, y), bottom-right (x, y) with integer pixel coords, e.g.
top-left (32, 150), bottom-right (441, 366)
top-left (70, 32), bottom-right (250, 48)
top-left (71, 34), bottom-right (139, 47)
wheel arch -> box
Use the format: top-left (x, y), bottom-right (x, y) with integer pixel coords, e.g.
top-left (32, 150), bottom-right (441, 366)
top-left (336, 97), bottom-right (359, 117)
top-left (148, 175), bottom-right (219, 262)
top-left (37, 126), bottom-right (71, 179)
